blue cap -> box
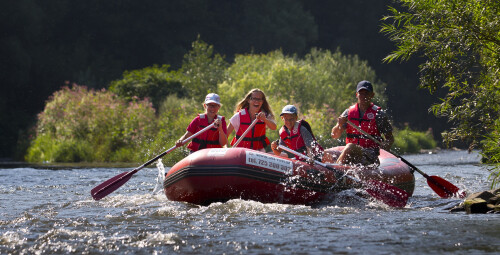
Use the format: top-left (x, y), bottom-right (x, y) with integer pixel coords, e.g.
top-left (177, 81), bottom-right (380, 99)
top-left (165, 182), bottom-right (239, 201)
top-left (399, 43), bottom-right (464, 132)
top-left (280, 105), bottom-right (298, 116)
top-left (356, 80), bottom-right (373, 92)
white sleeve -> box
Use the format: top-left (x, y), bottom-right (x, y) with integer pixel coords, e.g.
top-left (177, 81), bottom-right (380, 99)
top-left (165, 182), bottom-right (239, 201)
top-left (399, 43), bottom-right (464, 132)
top-left (230, 113), bottom-right (240, 132)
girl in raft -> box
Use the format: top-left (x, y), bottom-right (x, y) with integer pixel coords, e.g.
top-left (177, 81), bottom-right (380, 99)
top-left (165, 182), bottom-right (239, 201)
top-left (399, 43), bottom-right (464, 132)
top-left (176, 93), bottom-right (228, 153)
top-left (226, 89), bottom-right (277, 152)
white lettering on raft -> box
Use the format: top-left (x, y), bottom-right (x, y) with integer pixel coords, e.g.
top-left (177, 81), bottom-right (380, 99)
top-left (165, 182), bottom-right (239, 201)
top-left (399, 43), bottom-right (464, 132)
top-left (245, 151), bottom-right (293, 173)
top-left (207, 148), bottom-right (228, 157)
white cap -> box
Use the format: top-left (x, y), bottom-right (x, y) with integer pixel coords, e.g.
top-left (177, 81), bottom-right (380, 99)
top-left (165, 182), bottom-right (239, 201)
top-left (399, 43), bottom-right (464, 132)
top-left (205, 93), bottom-right (221, 105)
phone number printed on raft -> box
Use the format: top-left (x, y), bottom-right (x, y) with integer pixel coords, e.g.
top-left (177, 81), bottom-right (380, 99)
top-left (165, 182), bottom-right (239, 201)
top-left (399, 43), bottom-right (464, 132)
top-left (245, 151), bottom-right (293, 173)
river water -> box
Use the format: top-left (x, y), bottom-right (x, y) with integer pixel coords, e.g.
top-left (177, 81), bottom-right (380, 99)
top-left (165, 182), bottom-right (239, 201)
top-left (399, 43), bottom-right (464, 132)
top-left (1, 150), bottom-right (499, 254)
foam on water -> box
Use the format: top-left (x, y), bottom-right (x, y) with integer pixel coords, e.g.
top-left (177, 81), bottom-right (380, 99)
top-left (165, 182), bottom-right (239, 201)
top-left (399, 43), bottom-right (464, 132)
top-left (0, 150), bottom-right (499, 254)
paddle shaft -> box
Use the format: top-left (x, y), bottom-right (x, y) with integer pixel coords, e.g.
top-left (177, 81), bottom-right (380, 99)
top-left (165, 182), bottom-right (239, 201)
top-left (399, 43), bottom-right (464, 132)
top-left (346, 120), bottom-right (460, 197)
top-left (346, 120), bottom-right (429, 176)
top-left (278, 145), bottom-right (355, 182)
top-left (232, 116), bottom-right (259, 147)
top-left (91, 122), bottom-right (216, 200)
top-left (132, 121), bottom-right (217, 170)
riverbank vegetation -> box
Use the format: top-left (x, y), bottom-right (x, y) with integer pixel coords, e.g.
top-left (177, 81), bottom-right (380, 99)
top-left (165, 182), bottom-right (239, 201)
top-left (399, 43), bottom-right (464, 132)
top-left (25, 39), bottom-right (437, 165)
top-left (382, 0), bottom-right (500, 187)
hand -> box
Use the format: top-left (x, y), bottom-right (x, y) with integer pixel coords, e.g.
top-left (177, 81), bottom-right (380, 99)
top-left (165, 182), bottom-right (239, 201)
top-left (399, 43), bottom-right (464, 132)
top-left (271, 140), bottom-right (278, 151)
top-left (256, 112), bottom-right (266, 121)
top-left (175, 139), bottom-right (184, 147)
top-left (214, 119), bottom-right (221, 130)
top-left (337, 116), bottom-right (347, 127)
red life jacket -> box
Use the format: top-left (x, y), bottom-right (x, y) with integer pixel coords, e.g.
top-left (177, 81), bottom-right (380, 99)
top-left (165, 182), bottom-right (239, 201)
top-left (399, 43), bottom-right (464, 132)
top-left (230, 108), bottom-right (270, 149)
top-left (346, 103), bottom-right (382, 148)
top-left (187, 114), bottom-right (224, 152)
top-left (279, 120), bottom-right (323, 160)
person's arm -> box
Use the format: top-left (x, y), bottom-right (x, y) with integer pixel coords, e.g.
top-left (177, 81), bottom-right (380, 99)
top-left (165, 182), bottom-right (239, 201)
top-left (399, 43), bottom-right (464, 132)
top-left (331, 117), bottom-right (347, 139)
top-left (300, 126), bottom-right (315, 151)
top-left (217, 118), bottom-right (228, 147)
top-left (331, 110), bottom-right (348, 139)
top-left (257, 112), bottom-right (277, 130)
top-left (270, 139), bottom-right (281, 156)
top-left (271, 138), bottom-right (289, 157)
top-left (176, 131), bottom-right (193, 147)
top-left (300, 126), bottom-right (318, 164)
top-left (226, 113), bottom-right (238, 140)
top-left (176, 117), bottom-right (198, 147)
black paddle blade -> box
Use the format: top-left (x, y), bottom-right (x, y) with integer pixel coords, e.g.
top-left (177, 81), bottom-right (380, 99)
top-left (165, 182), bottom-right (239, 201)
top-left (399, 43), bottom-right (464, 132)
top-left (364, 180), bottom-right (409, 208)
top-left (427, 175), bottom-right (466, 198)
top-left (91, 170), bottom-right (136, 200)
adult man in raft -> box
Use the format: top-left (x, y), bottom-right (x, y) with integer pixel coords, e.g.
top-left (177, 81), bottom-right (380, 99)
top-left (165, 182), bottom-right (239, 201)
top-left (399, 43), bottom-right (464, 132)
top-left (331, 80), bottom-right (394, 165)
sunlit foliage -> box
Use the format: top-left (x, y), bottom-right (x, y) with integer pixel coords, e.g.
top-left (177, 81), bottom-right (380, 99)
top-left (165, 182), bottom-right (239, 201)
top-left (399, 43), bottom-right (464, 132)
top-left (218, 49), bottom-right (385, 147)
top-left (108, 65), bottom-right (185, 110)
top-left (26, 39), bottom-right (436, 164)
top-left (26, 85), bottom-right (157, 162)
top-left (382, 0), bottom-right (500, 187)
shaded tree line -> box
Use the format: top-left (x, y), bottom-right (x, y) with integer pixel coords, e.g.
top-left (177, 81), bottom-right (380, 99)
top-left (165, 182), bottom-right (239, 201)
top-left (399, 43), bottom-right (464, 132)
top-left (1, 0), bottom-right (440, 159)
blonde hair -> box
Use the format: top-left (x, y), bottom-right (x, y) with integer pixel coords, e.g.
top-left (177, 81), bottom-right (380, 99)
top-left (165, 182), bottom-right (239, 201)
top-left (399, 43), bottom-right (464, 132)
top-left (234, 88), bottom-right (274, 117)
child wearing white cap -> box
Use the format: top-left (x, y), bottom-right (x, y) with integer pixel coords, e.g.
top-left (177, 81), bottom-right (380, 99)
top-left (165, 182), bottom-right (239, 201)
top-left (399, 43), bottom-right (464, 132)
top-left (176, 93), bottom-right (228, 153)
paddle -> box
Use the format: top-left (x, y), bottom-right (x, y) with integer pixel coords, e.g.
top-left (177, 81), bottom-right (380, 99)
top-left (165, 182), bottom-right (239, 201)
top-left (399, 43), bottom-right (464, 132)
top-left (232, 116), bottom-right (260, 147)
top-left (346, 120), bottom-right (465, 198)
top-left (278, 145), bottom-right (409, 208)
top-left (91, 122), bottom-right (216, 200)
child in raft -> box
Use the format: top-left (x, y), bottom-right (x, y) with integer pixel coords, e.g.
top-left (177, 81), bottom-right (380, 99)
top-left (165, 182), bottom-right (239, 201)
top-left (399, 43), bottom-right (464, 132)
top-left (176, 93), bottom-right (228, 153)
top-left (226, 88), bottom-right (277, 152)
top-left (270, 105), bottom-right (325, 162)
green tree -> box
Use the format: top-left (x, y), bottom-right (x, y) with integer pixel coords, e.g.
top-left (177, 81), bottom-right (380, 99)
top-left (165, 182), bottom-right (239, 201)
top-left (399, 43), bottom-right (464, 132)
top-left (382, 0), bottom-right (500, 187)
top-left (109, 65), bottom-right (185, 110)
top-left (218, 49), bottom-right (385, 147)
top-left (179, 36), bottom-right (229, 99)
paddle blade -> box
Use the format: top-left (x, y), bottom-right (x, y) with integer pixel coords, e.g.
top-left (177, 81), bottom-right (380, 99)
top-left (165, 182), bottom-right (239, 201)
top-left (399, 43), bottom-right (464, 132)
top-left (91, 170), bottom-right (136, 200)
top-left (427, 175), bottom-right (466, 198)
top-left (364, 180), bottom-right (409, 208)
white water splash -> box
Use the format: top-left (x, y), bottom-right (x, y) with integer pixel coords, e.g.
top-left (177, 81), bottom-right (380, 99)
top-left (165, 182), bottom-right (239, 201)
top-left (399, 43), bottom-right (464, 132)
top-left (152, 159), bottom-right (166, 195)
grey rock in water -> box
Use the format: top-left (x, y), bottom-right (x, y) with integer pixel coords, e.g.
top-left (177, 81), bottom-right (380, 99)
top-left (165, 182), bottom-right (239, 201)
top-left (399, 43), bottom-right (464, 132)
top-left (449, 189), bottom-right (500, 214)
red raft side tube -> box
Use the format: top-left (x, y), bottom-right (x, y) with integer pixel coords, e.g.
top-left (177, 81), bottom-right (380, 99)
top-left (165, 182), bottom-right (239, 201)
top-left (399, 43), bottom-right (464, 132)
top-left (164, 147), bottom-right (415, 206)
top-left (164, 148), bottom-right (338, 206)
top-left (323, 147), bottom-right (415, 196)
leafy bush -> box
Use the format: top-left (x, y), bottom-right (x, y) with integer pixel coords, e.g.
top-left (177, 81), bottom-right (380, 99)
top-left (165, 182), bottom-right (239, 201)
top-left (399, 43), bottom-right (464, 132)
top-left (217, 49), bottom-right (385, 144)
top-left (481, 119), bottom-right (500, 188)
top-left (108, 65), bottom-right (185, 110)
top-left (150, 95), bottom-right (204, 165)
top-left (29, 44), bottom-right (430, 165)
top-left (26, 85), bottom-right (157, 163)
top-left (392, 126), bottom-right (437, 154)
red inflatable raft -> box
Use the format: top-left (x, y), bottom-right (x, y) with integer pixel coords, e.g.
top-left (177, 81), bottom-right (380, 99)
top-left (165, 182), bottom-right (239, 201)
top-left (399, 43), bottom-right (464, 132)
top-left (164, 147), bottom-right (415, 206)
